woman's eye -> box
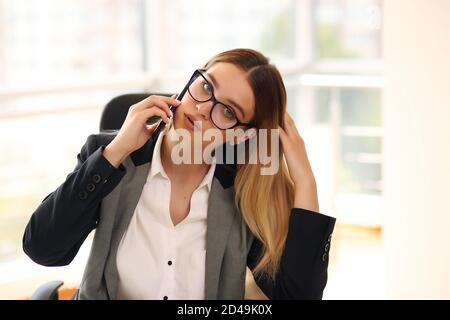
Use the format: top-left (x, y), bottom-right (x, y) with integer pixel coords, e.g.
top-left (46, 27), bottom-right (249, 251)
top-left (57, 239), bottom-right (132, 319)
top-left (202, 81), bottom-right (212, 94)
top-left (224, 107), bottom-right (235, 119)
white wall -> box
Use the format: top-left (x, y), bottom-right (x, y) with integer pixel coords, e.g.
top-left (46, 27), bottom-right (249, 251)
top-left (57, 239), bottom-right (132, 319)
top-left (383, 0), bottom-right (450, 298)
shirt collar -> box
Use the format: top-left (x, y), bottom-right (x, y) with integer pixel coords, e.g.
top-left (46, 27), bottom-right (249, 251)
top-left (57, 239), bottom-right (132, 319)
top-left (149, 124), bottom-right (169, 180)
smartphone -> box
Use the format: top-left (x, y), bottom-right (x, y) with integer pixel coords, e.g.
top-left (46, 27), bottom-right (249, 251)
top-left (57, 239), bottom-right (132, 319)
top-left (147, 82), bottom-right (190, 138)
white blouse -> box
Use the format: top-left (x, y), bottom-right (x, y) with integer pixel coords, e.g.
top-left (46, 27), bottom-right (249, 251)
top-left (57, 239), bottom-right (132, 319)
top-left (116, 124), bottom-right (217, 300)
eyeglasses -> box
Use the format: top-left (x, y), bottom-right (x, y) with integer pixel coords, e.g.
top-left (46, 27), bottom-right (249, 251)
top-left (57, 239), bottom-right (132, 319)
top-left (186, 69), bottom-right (255, 130)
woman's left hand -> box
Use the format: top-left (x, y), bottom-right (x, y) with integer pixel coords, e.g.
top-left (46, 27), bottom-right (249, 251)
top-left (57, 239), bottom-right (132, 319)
top-left (278, 112), bottom-right (319, 212)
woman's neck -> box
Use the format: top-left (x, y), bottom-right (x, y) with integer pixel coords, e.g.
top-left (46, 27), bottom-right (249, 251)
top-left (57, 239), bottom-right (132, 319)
top-left (160, 127), bottom-right (211, 183)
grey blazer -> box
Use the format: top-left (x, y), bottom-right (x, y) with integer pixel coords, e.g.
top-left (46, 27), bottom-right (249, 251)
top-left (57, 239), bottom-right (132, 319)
top-left (23, 130), bottom-right (336, 300)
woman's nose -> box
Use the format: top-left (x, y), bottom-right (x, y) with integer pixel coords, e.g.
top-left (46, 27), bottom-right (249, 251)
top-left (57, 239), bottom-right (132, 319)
top-left (195, 101), bottom-right (213, 119)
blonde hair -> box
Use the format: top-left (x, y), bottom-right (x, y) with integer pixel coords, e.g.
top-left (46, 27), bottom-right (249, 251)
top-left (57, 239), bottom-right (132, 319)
top-left (204, 48), bottom-right (295, 281)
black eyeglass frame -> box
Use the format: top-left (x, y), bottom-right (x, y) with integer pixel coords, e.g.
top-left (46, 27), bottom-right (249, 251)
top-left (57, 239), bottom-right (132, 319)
top-left (186, 69), bottom-right (255, 130)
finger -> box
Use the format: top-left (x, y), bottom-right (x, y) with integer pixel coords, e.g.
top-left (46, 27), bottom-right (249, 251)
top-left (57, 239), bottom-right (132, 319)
top-left (161, 95), bottom-right (182, 108)
top-left (284, 112), bottom-right (295, 130)
top-left (278, 126), bottom-right (290, 148)
top-left (146, 122), bottom-right (159, 133)
top-left (148, 98), bottom-right (174, 119)
top-left (134, 95), bottom-right (157, 110)
top-left (284, 112), bottom-right (303, 141)
top-left (136, 96), bottom-right (173, 119)
top-left (135, 95), bottom-right (180, 114)
top-left (286, 111), bottom-right (294, 121)
top-left (282, 116), bottom-right (293, 139)
top-left (140, 106), bottom-right (170, 123)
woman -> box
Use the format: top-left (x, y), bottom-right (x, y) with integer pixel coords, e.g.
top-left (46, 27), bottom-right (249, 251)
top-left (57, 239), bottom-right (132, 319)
top-left (23, 48), bottom-right (336, 300)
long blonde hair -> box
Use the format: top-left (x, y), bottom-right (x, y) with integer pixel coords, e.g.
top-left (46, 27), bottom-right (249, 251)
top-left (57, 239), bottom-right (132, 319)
top-left (203, 48), bottom-right (295, 281)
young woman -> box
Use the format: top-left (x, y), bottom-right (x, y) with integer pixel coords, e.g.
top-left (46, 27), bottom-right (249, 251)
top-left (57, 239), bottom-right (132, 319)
top-left (23, 48), bottom-right (336, 300)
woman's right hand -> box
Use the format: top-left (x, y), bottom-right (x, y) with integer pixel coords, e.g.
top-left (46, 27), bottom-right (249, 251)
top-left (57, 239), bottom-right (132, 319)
top-left (103, 94), bottom-right (181, 168)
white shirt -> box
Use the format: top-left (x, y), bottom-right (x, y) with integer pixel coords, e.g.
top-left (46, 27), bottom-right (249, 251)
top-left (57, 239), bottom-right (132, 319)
top-left (116, 123), bottom-right (217, 300)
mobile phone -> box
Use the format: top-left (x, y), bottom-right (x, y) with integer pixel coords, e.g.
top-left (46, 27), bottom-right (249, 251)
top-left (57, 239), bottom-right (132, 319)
top-left (148, 82), bottom-right (189, 138)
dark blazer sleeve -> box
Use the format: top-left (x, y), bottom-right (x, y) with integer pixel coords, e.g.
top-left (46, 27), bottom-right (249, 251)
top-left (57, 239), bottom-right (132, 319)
top-left (22, 134), bottom-right (126, 266)
top-left (247, 208), bottom-right (336, 300)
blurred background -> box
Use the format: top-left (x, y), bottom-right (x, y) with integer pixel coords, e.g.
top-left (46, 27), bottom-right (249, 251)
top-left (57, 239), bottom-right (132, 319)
top-left (0, 0), bottom-right (449, 299)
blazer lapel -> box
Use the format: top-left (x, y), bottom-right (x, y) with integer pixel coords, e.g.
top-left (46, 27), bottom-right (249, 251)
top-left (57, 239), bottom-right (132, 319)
top-left (104, 157), bottom-right (152, 299)
top-left (205, 177), bottom-right (238, 299)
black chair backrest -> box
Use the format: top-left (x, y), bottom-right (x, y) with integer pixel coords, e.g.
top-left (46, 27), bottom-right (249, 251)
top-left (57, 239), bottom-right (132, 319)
top-left (99, 93), bottom-right (175, 132)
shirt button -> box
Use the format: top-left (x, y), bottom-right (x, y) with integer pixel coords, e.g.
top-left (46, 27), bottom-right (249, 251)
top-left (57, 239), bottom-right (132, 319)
top-left (168, 260), bottom-right (172, 266)
top-left (163, 296), bottom-right (168, 300)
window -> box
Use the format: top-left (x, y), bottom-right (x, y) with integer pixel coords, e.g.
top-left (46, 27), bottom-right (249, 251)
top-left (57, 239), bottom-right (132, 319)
top-left (293, 0), bottom-right (383, 226)
top-left (0, 0), bottom-right (148, 266)
top-left (314, 0), bottom-right (381, 60)
top-left (152, 0), bottom-right (296, 74)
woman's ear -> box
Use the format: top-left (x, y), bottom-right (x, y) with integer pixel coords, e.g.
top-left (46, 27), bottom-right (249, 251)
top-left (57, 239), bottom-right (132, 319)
top-left (231, 128), bottom-right (257, 145)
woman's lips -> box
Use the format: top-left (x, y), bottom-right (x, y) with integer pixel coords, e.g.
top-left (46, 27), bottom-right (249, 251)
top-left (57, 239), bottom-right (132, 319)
top-left (184, 114), bottom-right (196, 131)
